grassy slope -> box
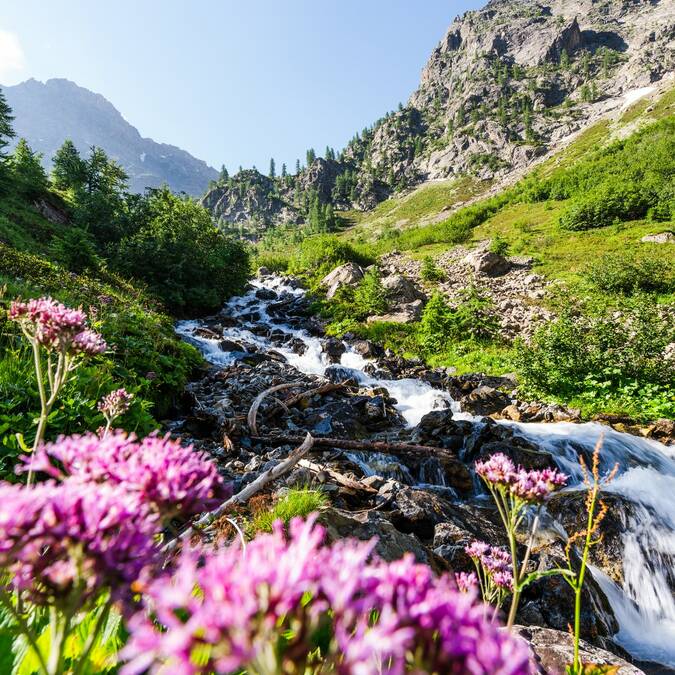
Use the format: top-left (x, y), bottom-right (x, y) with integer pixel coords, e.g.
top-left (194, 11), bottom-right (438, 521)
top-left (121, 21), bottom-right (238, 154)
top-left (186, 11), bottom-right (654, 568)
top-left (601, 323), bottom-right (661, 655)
top-left (319, 87), bottom-right (675, 418)
top-left (0, 187), bottom-right (201, 471)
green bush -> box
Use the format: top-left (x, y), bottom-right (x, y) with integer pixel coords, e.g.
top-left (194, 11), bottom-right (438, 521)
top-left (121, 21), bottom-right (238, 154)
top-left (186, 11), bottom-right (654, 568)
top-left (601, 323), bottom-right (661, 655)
top-left (515, 294), bottom-right (675, 419)
top-left (353, 269), bottom-right (389, 318)
top-left (519, 118), bottom-right (675, 231)
top-left (585, 251), bottom-right (674, 294)
top-left (420, 256), bottom-right (445, 282)
top-left (559, 182), bottom-right (651, 231)
top-left (417, 286), bottom-right (499, 353)
top-left (488, 236), bottom-right (509, 256)
top-left (288, 234), bottom-right (374, 281)
top-left (115, 188), bottom-right (250, 314)
top-left (0, 243), bottom-right (202, 470)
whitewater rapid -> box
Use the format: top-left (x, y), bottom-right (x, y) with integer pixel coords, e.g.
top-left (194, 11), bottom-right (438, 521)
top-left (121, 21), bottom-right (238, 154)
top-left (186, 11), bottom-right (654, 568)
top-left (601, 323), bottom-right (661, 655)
top-left (177, 276), bottom-right (675, 668)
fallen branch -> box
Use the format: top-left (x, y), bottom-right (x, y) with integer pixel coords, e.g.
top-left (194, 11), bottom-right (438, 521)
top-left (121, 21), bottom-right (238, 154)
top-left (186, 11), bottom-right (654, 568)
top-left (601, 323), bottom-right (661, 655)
top-left (163, 432), bottom-right (314, 553)
top-left (247, 381), bottom-right (304, 435)
top-left (297, 459), bottom-right (378, 494)
top-left (251, 433), bottom-right (471, 489)
top-left (251, 434), bottom-right (457, 462)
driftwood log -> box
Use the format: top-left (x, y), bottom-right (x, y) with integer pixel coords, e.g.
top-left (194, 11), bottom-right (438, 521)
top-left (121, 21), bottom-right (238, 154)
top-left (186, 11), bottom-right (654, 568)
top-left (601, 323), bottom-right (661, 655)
top-left (163, 432), bottom-right (314, 553)
top-left (249, 434), bottom-right (471, 489)
top-left (297, 458), bottom-right (378, 493)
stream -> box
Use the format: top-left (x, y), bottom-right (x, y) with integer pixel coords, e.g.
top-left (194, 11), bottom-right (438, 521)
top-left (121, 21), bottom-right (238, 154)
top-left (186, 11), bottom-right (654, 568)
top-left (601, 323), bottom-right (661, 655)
top-left (177, 275), bottom-right (675, 670)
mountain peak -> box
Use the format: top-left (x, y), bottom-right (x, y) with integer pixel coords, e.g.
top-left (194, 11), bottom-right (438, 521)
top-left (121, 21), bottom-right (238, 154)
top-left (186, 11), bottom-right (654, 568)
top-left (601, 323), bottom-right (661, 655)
top-left (2, 78), bottom-right (217, 195)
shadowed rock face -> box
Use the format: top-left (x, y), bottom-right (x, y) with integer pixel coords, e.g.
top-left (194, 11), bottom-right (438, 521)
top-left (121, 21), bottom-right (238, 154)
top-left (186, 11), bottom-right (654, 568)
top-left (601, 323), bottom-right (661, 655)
top-left (3, 78), bottom-right (218, 195)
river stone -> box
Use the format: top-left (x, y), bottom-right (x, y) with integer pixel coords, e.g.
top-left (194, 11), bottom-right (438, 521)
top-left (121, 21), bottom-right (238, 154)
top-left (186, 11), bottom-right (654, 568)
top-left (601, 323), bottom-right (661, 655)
top-left (514, 625), bottom-right (644, 674)
top-left (318, 507), bottom-right (430, 563)
top-left (219, 339), bottom-right (246, 352)
top-left (322, 337), bottom-right (346, 363)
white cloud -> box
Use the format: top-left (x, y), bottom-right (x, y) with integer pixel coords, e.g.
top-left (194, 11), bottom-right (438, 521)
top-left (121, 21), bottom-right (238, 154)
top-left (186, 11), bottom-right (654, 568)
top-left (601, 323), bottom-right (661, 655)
top-left (0, 29), bottom-right (26, 84)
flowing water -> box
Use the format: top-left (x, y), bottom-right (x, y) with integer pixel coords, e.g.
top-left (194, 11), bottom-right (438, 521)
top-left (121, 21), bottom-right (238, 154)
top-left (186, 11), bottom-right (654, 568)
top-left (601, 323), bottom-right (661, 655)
top-left (178, 276), bottom-right (675, 668)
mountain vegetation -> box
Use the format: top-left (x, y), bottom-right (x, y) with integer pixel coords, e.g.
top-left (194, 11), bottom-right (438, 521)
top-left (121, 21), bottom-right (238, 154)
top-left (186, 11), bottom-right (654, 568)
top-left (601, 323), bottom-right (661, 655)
top-left (0, 87), bottom-right (248, 465)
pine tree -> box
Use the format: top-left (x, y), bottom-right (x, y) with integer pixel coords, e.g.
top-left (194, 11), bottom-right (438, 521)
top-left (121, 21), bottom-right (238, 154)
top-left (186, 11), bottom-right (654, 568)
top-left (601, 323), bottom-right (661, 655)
top-left (219, 164), bottom-right (229, 182)
top-left (560, 48), bottom-right (570, 69)
top-left (306, 148), bottom-right (316, 165)
top-left (0, 88), bottom-right (15, 191)
top-left (456, 104), bottom-right (466, 127)
top-left (281, 163), bottom-right (287, 178)
top-left (11, 138), bottom-right (48, 196)
top-left (295, 159), bottom-right (301, 174)
top-left (0, 89), bottom-right (14, 159)
top-left (52, 140), bottom-right (87, 191)
top-left (580, 50), bottom-right (591, 79)
top-left (269, 157), bottom-right (276, 178)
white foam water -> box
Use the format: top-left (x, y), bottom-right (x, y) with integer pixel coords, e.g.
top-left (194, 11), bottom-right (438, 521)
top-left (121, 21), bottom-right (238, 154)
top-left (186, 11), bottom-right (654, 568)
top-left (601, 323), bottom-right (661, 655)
top-left (178, 276), bottom-right (675, 667)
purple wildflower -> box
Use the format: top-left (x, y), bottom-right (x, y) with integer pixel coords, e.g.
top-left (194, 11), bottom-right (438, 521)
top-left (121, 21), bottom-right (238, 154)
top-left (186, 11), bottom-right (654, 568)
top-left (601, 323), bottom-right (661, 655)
top-left (510, 467), bottom-right (568, 502)
top-left (475, 453), bottom-right (517, 486)
top-left (0, 481), bottom-right (157, 608)
top-left (465, 539), bottom-right (491, 559)
top-left (98, 388), bottom-right (134, 420)
top-left (8, 297), bottom-right (106, 355)
top-left (25, 431), bottom-right (225, 521)
top-left (122, 516), bottom-right (535, 675)
top-left (455, 571), bottom-right (478, 593)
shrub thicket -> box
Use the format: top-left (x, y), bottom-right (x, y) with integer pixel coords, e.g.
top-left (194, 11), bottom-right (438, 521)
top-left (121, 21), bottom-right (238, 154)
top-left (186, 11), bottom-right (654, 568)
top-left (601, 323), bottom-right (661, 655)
top-left (585, 250), bottom-right (674, 294)
top-left (515, 295), bottom-right (675, 419)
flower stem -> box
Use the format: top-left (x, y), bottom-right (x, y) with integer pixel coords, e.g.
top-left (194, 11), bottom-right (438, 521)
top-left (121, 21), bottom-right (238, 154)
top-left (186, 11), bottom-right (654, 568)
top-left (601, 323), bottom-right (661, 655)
top-left (72, 600), bottom-right (112, 675)
top-left (0, 588), bottom-right (49, 675)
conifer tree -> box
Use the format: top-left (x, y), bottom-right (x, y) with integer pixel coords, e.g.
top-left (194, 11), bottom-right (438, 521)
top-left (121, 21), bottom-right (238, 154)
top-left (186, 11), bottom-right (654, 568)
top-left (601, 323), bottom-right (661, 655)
top-left (560, 48), bottom-right (570, 69)
top-left (11, 138), bottom-right (48, 196)
top-left (306, 148), bottom-right (316, 165)
top-left (281, 163), bottom-right (287, 178)
top-left (295, 159), bottom-right (301, 174)
top-left (52, 140), bottom-right (87, 191)
top-left (0, 88), bottom-right (15, 190)
top-left (219, 164), bottom-right (229, 182)
top-left (269, 157), bottom-right (276, 178)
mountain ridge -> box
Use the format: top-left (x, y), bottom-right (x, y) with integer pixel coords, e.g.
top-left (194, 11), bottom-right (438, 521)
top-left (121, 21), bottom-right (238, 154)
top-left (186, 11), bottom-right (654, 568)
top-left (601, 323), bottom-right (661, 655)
top-left (201, 0), bottom-right (674, 235)
top-left (2, 77), bottom-right (218, 195)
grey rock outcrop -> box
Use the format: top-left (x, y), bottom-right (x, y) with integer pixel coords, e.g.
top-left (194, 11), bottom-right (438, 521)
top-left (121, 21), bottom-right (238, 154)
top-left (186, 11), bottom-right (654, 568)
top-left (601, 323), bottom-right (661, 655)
top-left (320, 263), bottom-right (365, 299)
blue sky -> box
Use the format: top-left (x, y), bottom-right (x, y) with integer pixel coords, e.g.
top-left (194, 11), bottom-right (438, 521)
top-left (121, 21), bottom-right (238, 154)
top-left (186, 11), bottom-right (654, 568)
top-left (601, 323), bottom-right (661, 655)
top-left (0, 1), bottom-right (480, 171)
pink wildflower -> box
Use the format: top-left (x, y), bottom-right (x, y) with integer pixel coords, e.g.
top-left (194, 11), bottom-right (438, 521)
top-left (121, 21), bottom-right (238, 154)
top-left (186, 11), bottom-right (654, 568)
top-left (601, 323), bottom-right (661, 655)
top-left (24, 431), bottom-right (225, 521)
top-left (0, 481), bottom-right (157, 608)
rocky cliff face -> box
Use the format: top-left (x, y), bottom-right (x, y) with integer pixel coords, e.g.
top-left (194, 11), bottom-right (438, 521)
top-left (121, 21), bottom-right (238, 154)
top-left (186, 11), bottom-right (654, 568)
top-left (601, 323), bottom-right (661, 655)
top-left (387, 0), bottom-right (675, 184)
top-left (201, 0), bottom-right (674, 229)
top-left (201, 169), bottom-right (301, 235)
top-left (3, 78), bottom-right (218, 195)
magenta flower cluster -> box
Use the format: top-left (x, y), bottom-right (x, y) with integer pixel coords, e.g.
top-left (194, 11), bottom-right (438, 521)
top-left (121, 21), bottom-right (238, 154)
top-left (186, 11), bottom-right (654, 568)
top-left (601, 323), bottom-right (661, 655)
top-left (0, 481), bottom-right (157, 608)
top-left (98, 387), bottom-right (134, 420)
top-left (25, 431), bottom-right (225, 521)
top-left (475, 453), bottom-right (567, 502)
top-left (466, 540), bottom-right (514, 591)
top-left (454, 571), bottom-right (478, 593)
top-left (8, 297), bottom-right (106, 356)
top-left (122, 516), bottom-right (535, 675)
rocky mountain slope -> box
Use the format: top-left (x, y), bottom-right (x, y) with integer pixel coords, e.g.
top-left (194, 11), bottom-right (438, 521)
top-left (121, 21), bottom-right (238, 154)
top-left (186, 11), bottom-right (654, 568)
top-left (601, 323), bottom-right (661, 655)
top-left (202, 0), bottom-right (674, 232)
top-left (3, 78), bottom-right (218, 195)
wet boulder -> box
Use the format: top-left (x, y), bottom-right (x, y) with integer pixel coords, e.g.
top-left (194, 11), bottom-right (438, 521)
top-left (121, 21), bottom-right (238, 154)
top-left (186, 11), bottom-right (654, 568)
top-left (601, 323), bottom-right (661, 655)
top-left (219, 339), bottom-right (247, 352)
top-left (460, 385), bottom-right (511, 416)
top-left (515, 626), bottom-right (644, 675)
top-left (319, 507), bottom-right (430, 563)
top-left (324, 365), bottom-right (360, 386)
top-left (322, 337), bottom-right (346, 364)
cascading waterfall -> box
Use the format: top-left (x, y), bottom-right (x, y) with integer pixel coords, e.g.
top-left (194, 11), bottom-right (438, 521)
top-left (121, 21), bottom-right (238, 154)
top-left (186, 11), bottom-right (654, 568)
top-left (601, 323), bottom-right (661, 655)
top-left (178, 276), bottom-right (675, 668)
